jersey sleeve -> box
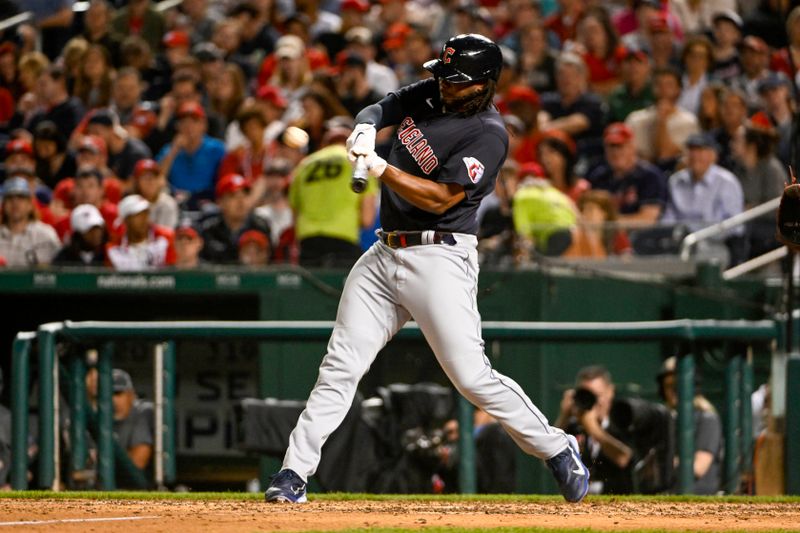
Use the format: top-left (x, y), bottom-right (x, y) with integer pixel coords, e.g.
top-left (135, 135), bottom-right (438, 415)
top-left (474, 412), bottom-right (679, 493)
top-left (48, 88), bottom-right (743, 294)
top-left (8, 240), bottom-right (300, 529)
top-left (356, 79), bottom-right (438, 129)
top-left (437, 127), bottom-right (508, 193)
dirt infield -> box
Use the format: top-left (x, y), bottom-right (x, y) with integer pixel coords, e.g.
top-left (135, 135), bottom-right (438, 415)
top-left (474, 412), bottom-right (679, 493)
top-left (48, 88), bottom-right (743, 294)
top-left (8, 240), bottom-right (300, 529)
top-left (1, 498), bottom-right (800, 532)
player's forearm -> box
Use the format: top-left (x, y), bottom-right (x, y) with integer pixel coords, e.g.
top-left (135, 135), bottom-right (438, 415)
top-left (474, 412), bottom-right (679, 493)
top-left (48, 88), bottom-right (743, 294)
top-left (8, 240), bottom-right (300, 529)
top-left (359, 194), bottom-right (377, 229)
top-left (379, 165), bottom-right (465, 215)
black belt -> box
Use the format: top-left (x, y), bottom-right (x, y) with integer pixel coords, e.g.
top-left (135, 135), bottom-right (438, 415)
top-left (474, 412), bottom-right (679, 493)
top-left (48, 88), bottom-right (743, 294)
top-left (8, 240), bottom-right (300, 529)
top-left (379, 230), bottom-right (457, 249)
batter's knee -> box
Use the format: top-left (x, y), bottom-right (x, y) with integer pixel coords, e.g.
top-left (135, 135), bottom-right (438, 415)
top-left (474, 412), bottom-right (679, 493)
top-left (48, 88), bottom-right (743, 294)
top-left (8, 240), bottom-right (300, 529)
top-left (446, 363), bottom-right (493, 404)
top-left (320, 326), bottom-right (384, 381)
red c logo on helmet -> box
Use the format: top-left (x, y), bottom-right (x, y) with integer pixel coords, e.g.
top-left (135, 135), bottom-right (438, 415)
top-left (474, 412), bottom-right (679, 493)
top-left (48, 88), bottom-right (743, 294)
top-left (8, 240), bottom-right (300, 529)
top-left (442, 47), bottom-right (456, 64)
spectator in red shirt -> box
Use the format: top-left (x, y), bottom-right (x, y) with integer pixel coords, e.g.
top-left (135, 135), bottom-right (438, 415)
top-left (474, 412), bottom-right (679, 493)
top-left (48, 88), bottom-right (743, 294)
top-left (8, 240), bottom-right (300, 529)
top-left (54, 166), bottom-right (119, 240)
top-left (769, 6), bottom-right (800, 86)
top-left (502, 85), bottom-right (543, 165)
top-left (575, 6), bottom-right (627, 96)
top-left (74, 135), bottom-right (123, 204)
top-left (106, 194), bottom-right (176, 270)
top-left (545, 0), bottom-right (584, 46)
top-left (219, 104), bottom-right (269, 182)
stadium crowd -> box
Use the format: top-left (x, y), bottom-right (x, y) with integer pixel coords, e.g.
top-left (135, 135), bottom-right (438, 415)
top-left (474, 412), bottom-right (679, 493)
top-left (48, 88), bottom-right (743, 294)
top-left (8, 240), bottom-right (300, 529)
top-left (0, 0), bottom-right (797, 270)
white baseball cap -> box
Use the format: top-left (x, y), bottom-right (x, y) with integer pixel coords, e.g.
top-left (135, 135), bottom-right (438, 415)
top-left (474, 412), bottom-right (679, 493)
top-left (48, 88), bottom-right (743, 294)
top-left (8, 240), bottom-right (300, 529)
top-left (70, 204), bottom-right (105, 233)
top-left (275, 35), bottom-right (304, 60)
top-left (116, 194), bottom-right (150, 225)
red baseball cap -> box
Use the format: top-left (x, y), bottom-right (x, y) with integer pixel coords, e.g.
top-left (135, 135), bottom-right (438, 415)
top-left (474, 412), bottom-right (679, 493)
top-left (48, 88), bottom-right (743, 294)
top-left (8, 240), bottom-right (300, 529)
top-left (648, 13), bottom-right (670, 33)
top-left (623, 48), bottom-right (649, 62)
top-left (383, 22), bottom-right (412, 50)
top-left (238, 229), bottom-right (270, 249)
top-left (6, 139), bottom-right (33, 157)
top-left (131, 105), bottom-right (158, 136)
top-left (341, 0), bottom-right (370, 12)
top-left (215, 173), bottom-right (250, 198)
top-left (256, 84), bottom-right (288, 109)
top-left (506, 85), bottom-right (540, 107)
top-left (541, 129), bottom-right (576, 156)
top-left (176, 225), bottom-right (199, 239)
top-left (747, 111), bottom-right (776, 133)
top-left (603, 122), bottom-right (634, 145)
top-left (163, 30), bottom-right (190, 49)
top-left (134, 158), bottom-right (160, 178)
top-left (177, 101), bottom-right (206, 120)
top-left (518, 161), bottom-right (546, 179)
top-left (78, 135), bottom-right (107, 156)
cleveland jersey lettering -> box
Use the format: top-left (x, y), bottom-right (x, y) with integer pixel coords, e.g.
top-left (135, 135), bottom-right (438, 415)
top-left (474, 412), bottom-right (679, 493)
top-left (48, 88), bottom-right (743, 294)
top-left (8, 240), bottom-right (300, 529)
top-left (397, 117), bottom-right (439, 175)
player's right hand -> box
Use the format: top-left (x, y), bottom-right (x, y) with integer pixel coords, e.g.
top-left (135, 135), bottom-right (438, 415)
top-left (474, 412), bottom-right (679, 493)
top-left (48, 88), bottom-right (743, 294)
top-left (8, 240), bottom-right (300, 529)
top-left (361, 150), bottom-right (387, 178)
top-left (346, 123), bottom-right (376, 163)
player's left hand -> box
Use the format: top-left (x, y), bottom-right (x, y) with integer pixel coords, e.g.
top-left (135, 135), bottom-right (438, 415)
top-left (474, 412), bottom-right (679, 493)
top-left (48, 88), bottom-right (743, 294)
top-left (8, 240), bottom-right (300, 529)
top-left (346, 124), bottom-right (376, 163)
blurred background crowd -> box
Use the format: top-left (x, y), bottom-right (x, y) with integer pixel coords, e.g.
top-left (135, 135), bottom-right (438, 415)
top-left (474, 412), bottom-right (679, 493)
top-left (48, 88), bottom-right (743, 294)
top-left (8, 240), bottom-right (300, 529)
top-left (0, 0), bottom-right (798, 271)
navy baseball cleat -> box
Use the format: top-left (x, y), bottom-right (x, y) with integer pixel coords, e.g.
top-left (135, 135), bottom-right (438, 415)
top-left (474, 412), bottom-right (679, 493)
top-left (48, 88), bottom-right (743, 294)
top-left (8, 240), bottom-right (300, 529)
top-left (264, 469), bottom-right (307, 503)
top-left (546, 434), bottom-right (590, 503)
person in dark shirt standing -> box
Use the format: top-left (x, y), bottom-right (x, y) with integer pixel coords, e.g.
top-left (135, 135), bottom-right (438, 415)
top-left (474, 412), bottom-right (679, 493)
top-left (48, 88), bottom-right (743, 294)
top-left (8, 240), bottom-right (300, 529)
top-left (265, 34), bottom-right (590, 505)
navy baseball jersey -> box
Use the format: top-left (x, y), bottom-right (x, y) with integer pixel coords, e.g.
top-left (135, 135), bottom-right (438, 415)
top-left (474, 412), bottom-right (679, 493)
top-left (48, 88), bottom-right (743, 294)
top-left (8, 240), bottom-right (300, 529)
top-left (366, 78), bottom-right (509, 234)
top-left (586, 160), bottom-right (668, 215)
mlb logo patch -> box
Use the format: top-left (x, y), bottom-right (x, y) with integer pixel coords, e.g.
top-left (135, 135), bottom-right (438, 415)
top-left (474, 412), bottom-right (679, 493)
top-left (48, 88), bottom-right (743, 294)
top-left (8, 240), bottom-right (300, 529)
top-left (463, 157), bottom-right (484, 183)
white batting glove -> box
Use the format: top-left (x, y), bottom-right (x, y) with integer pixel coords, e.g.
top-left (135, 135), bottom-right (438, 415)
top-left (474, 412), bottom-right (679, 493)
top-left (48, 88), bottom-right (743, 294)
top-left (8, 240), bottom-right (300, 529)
top-left (360, 150), bottom-right (387, 178)
top-left (346, 123), bottom-right (376, 163)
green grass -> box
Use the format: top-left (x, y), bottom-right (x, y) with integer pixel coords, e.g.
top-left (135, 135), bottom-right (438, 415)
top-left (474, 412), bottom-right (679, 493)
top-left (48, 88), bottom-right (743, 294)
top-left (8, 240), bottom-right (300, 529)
top-left (0, 491), bottom-right (799, 504)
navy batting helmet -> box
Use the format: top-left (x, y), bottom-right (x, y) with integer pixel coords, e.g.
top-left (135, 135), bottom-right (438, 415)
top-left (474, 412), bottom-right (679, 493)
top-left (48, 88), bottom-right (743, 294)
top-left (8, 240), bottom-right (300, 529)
top-left (424, 34), bottom-right (502, 83)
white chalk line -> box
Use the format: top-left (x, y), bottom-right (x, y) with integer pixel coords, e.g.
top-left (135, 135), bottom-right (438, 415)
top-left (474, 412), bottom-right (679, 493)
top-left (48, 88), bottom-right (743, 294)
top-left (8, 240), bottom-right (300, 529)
top-left (0, 515), bottom-right (160, 527)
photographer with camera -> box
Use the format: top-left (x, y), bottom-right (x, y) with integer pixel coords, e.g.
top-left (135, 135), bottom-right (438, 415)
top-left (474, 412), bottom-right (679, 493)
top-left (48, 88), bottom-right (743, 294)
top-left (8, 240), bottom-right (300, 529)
top-left (555, 366), bottom-right (634, 494)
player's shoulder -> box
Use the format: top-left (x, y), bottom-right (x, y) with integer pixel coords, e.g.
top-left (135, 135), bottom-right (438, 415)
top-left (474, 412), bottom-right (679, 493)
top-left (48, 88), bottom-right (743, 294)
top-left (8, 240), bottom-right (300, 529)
top-left (469, 108), bottom-right (509, 145)
top-left (392, 77), bottom-right (438, 98)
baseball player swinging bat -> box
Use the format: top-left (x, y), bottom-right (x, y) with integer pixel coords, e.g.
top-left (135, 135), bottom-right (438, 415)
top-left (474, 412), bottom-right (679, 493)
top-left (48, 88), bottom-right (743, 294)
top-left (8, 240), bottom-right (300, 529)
top-left (265, 34), bottom-right (590, 505)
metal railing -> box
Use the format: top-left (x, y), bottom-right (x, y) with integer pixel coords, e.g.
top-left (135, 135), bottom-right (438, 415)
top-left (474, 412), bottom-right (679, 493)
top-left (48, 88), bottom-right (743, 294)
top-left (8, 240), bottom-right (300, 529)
top-left (680, 196), bottom-right (781, 261)
top-left (12, 319), bottom-right (777, 495)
